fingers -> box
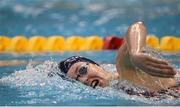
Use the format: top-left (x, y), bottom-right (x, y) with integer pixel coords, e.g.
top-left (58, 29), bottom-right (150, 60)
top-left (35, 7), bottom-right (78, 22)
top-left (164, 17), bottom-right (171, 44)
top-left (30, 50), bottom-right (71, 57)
top-left (145, 55), bottom-right (176, 76)
top-left (146, 62), bottom-right (176, 75)
top-left (146, 56), bottom-right (168, 65)
top-left (143, 66), bottom-right (174, 78)
top-left (144, 64), bottom-right (176, 78)
top-left (145, 70), bottom-right (174, 78)
top-left (131, 53), bottom-right (177, 78)
top-left (136, 64), bottom-right (174, 78)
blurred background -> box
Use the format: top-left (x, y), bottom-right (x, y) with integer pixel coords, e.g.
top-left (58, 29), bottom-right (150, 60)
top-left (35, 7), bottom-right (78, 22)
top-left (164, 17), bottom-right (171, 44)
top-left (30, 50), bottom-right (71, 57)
top-left (0, 0), bottom-right (180, 38)
top-left (0, 1), bottom-right (180, 106)
top-left (0, 0), bottom-right (179, 66)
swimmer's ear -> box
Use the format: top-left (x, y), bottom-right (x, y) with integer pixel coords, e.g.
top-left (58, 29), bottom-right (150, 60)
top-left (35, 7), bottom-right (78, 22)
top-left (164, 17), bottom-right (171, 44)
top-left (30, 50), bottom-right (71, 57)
top-left (58, 60), bottom-right (68, 74)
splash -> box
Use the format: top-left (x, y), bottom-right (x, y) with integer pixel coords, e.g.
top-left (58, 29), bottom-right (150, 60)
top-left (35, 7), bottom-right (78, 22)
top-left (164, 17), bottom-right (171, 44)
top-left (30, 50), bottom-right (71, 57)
top-left (144, 47), bottom-right (180, 77)
top-left (0, 60), bottom-right (180, 105)
top-left (129, 46), bottom-right (179, 89)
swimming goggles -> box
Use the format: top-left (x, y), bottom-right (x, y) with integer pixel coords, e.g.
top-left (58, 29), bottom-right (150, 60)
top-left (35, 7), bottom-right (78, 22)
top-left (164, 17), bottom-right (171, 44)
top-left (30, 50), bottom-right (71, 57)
top-left (76, 63), bottom-right (89, 80)
top-left (75, 63), bottom-right (99, 88)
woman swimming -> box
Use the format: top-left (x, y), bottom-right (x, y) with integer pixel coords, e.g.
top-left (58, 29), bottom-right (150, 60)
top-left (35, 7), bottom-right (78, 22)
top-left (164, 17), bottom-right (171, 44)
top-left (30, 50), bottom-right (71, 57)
top-left (57, 22), bottom-right (179, 97)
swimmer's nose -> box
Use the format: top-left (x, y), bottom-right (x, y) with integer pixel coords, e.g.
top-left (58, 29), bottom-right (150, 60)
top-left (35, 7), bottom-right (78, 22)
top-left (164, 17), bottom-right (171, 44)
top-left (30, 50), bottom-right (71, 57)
top-left (77, 76), bottom-right (89, 84)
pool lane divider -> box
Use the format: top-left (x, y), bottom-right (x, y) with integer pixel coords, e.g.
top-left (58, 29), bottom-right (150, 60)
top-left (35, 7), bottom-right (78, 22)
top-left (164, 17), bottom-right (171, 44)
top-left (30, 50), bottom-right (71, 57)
top-left (0, 60), bottom-right (43, 67)
top-left (103, 36), bottom-right (125, 50)
top-left (0, 35), bottom-right (179, 52)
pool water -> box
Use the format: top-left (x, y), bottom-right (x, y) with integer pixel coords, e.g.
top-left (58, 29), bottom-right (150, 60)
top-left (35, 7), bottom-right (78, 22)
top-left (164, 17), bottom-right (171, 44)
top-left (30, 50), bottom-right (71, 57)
top-left (0, 0), bottom-right (180, 37)
top-left (0, 0), bottom-right (180, 106)
top-left (0, 51), bottom-right (179, 106)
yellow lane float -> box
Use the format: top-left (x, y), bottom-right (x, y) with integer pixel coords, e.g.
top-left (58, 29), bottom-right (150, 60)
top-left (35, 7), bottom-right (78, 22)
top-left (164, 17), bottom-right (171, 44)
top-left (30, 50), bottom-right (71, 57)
top-left (65, 36), bottom-right (85, 51)
top-left (178, 38), bottom-right (180, 51)
top-left (7, 36), bottom-right (28, 52)
top-left (0, 35), bottom-right (179, 52)
top-left (0, 36), bottom-right (11, 51)
top-left (27, 36), bottom-right (47, 52)
top-left (45, 36), bottom-right (65, 51)
top-left (81, 36), bottom-right (104, 50)
top-left (146, 35), bottom-right (159, 48)
top-left (160, 36), bottom-right (179, 51)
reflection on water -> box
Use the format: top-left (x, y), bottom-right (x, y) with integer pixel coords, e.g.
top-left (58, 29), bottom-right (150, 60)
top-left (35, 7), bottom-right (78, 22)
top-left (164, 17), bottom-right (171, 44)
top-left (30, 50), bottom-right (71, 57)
top-left (0, 0), bottom-right (180, 105)
top-left (0, 61), bottom-right (179, 105)
top-left (0, 0), bottom-right (180, 37)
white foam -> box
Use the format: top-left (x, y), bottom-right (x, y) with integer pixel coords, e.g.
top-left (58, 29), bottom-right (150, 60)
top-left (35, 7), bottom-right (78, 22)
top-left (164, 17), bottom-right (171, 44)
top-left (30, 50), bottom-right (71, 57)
top-left (0, 61), bottom-right (179, 105)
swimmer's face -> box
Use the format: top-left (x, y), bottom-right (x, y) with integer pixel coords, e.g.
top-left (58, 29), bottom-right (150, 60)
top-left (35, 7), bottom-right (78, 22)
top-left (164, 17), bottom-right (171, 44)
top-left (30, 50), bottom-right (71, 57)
top-left (67, 62), bottom-right (109, 88)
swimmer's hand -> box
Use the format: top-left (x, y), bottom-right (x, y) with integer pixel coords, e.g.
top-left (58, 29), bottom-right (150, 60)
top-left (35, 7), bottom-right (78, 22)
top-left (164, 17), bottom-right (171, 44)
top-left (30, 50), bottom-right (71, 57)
top-left (130, 53), bottom-right (176, 78)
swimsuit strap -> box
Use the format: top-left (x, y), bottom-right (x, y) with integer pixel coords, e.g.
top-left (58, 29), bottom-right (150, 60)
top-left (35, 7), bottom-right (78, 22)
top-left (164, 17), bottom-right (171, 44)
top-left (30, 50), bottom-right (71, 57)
top-left (120, 85), bottom-right (180, 98)
top-left (119, 86), bottom-right (156, 98)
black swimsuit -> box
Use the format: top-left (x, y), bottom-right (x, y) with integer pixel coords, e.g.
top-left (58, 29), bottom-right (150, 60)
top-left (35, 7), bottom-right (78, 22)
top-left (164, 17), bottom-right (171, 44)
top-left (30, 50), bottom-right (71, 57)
top-left (119, 85), bottom-right (180, 98)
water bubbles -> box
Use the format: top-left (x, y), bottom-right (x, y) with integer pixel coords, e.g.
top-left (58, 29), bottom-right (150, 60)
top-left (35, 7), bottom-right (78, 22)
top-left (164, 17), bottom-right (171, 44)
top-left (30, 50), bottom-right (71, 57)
top-left (13, 4), bottom-right (24, 13)
top-left (144, 46), bottom-right (163, 59)
top-left (69, 14), bottom-right (79, 22)
top-left (50, 13), bottom-right (65, 21)
top-left (101, 64), bottom-right (116, 72)
top-left (79, 21), bottom-right (87, 28)
top-left (12, 4), bottom-right (44, 17)
top-left (40, 82), bottom-right (46, 87)
top-left (86, 4), bottom-right (106, 12)
top-left (0, 60), bottom-right (179, 105)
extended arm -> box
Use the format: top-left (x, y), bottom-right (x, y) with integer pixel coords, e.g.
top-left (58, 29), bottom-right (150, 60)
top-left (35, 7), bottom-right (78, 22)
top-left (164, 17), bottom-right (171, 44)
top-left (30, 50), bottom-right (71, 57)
top-left (126, 22), bottom-right (176, 78)
top-left (126, 22), bottom-right (146, 54)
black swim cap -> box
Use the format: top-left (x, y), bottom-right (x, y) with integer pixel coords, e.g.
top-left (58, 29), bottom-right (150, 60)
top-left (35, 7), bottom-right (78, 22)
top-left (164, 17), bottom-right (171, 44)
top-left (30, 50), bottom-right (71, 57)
top-left (58, 56), bottom-right (99, 74)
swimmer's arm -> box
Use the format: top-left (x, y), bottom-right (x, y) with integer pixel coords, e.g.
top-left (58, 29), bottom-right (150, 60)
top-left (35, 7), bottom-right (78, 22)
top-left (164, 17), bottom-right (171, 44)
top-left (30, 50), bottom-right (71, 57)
top-left (126, 22), bottom-right (176, 78)
top-left (126, 22), bottom-right (146, 54)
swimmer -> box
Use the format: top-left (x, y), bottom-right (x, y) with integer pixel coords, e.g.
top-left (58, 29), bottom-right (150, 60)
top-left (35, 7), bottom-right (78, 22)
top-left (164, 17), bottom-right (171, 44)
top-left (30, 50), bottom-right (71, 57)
top-left (57, 22), bottom-right (179, 96)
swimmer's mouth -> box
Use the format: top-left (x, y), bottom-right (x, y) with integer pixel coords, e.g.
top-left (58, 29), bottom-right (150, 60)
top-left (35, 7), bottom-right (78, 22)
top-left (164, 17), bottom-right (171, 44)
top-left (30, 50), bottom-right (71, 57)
top-left (91, 80), bottom-right (99, 88)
